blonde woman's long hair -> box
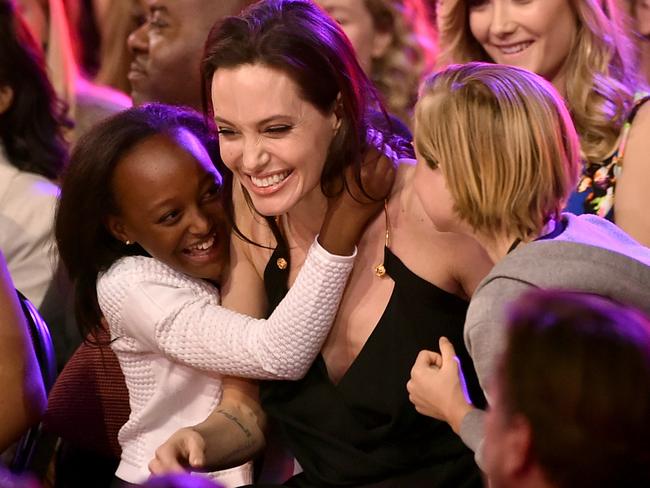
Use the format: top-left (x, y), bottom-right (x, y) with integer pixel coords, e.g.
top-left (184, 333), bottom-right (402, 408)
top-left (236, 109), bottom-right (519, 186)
top-left (437, 0), bottom-right (639, 164)
top-left (415, 63), bottom-right (582, 240)
top-left (365, 0), bottom-right (437, 125)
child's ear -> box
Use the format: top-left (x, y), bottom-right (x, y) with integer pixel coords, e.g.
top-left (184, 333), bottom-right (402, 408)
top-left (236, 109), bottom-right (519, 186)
top-left (105, 215), bottom-right (131, 245)
top-left (0, 86), bottom-right (14, 115)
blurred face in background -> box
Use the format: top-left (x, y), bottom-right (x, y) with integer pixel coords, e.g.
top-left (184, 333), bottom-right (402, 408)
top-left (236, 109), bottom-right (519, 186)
top-left (316, 0), bottom-right (392, 73)
top-left (634, 0), bottom-right (650, 36)
top-left (14, 0), bottom-right (48, 48)
top-left (127, 0), bottom-right (246, 109)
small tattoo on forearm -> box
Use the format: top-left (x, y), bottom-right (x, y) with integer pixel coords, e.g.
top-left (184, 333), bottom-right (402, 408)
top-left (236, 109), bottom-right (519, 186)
top-left (216, 409), bottom-right (254, 444)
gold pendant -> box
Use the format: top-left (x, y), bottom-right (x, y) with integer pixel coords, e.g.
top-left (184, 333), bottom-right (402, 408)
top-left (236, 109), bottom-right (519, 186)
top-left (374, 263), bottom-right (386, 277)
top-left (276, 257), bottom-right (288, 270)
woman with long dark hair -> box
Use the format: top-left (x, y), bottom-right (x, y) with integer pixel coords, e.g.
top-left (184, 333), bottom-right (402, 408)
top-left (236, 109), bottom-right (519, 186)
top-left (0, 0), bottom-right (70, 306)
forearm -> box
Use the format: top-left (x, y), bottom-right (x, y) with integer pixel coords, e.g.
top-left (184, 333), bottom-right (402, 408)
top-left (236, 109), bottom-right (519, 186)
top-left (192, 398), bottom-right (266, 470)
top-left (459, 408), bottom-right (487, 470)
top-left (0, 256), bottom-right (47, 450)
top-left (156, 238), bottom-right (355, 379)
top-left (0, 372), bottom-right (46, 451)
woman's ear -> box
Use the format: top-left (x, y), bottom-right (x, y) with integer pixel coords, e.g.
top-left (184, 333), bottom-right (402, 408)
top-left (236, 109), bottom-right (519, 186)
top-left (332, 93), bottom-right (343, 133)
top-left (105, 215), bottom-right (131, 245)
top-left (0, 86), bottom-right (14, 115)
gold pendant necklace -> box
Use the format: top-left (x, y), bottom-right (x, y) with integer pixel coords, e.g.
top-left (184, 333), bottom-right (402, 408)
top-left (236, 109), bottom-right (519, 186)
top-left (274, 215), bottom-right (288, 270)
top-left (374, 199), bottom-right (390, 278)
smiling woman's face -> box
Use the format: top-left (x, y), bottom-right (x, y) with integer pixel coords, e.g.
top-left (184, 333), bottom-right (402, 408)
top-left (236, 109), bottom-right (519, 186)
top-left (211, 63), bottom-right (339, 217)
top-left (468, 0), bottom-right (577, 88)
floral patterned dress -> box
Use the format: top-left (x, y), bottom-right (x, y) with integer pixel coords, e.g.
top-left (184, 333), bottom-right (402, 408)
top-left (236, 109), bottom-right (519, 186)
top-left (565, 95), bottom-right (650, 220)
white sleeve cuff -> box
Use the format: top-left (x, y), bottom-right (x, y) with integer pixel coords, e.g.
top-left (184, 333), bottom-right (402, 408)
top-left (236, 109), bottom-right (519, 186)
top-left (312, 235), bottom-right (357, 262)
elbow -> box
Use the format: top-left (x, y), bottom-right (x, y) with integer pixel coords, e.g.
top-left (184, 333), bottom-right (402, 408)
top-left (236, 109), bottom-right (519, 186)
top-left (276, 367), bottom-right (308, 381)
top-left (17, 370), bottom-right (47, 433)
top-left (24, 374), bottom-right (47, 425)
top-left (272, 366), bottom-right (309, 381)
top-left (0, 373), bottom-right (47, 452)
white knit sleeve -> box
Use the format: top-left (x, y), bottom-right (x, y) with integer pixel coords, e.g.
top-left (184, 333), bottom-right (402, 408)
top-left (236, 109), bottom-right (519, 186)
top-left (148, 238), bottom-right (353, 380)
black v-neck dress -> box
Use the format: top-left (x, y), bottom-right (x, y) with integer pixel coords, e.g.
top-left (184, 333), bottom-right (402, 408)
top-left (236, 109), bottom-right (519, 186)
top-left (256, 242), bottom-right (485, 487)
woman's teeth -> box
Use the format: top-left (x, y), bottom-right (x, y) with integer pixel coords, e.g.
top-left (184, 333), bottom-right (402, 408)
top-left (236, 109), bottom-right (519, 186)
top-left (251, 171), bottom-right (290, 188)
top-left (500, 42), bottom-right (532, 54)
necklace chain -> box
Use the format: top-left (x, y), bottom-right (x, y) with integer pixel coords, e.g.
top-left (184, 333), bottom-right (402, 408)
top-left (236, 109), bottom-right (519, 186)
top-left (374, 199), bottom-right (390, 278)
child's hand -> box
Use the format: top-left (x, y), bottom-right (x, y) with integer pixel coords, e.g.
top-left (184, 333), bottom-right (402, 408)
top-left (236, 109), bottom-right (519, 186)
top-left (148, 427), bottom-right (207, 475)
top-left (342, 146), bottom-right (396, 206)
top-left (407, 337), bottom-right (474, 434)
top-left (319, 148), bottom-right (396, 256)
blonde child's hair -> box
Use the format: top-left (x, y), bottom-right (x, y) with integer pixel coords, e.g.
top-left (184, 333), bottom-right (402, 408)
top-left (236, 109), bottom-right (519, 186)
top-left (415, 62), bottom-right (581, 240)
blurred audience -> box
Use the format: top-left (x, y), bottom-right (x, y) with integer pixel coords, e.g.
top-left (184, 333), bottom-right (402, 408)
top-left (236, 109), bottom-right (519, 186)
top-left (628, 0), bottom-right (650, 85)
top-left (15, 0), bottom-right (130, 144)
top-left (127, 0), bottom-right (256, 109)
top-left (62, 0), bottom-right (138, 95)
top-left (0, 0), bottom-right (67, 308)
top-left (484, 289), bottom-right (650, 488)
top-left (316, 0), bottom-right (436, 127)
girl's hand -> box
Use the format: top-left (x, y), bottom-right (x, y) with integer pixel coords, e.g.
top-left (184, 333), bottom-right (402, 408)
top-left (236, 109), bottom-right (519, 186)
top-left (319, 148), bottom-right (396, 256)
top-left (407, 337), bottom-right (474, 434)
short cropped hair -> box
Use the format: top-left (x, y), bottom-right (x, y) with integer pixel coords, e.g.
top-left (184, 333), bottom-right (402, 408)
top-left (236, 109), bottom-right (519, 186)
top-left (500, 289), bottom-right (650, 488)
top-left (414, 62), bottom-right (581, 240)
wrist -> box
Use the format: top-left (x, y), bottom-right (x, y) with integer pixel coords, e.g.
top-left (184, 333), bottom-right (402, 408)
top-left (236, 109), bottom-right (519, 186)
top-left (449, 402), bottom-right (474, 435)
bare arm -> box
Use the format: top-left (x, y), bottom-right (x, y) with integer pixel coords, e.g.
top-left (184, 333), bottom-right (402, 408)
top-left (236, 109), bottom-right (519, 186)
top-left (0, 252), bottom-right (47, 451)
top-left (149, 377), bottom-right (266, 474)
top-left (615, 102), bottom-right (650, 246)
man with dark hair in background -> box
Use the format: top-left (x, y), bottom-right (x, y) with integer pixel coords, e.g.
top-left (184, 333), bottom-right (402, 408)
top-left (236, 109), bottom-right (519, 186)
top-left (128, 0), bottom-right (256, 110)
top-left (483, 289), bottom-right (650, 488)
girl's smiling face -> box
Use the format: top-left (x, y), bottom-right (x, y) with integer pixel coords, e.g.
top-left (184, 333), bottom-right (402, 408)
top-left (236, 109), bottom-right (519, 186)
top-left (107, 129), bottom-right (229, 280)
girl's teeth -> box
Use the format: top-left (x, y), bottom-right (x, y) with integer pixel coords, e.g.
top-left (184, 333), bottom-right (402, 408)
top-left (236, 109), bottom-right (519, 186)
top-left (191, 236), bottom-right (214, 251)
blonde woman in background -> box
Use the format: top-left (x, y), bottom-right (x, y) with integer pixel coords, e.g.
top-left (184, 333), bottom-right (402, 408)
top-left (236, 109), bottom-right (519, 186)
top-left (317, 0), bottom-right (437, 128)
top-left (437, 0), bottom-right (650, 246)
top-left (625, 0), bottom-right (650, 85)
